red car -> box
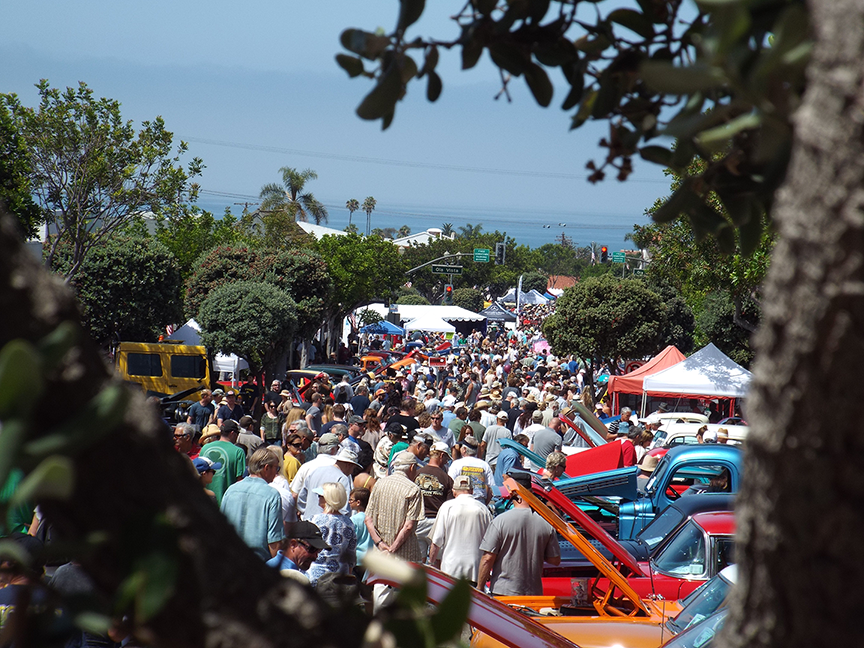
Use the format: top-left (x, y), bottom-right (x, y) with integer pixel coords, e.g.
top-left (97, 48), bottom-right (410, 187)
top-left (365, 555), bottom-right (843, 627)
top-left (506, 478), bottom-right (736, 601)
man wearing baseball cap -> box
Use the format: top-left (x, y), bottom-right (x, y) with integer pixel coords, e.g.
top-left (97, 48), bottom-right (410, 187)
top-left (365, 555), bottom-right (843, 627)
top-left (414, 441), bottom-right (454, 559)
top-left (300, 447), bottom-right (360, 519)
top-left (267, 521), bottom-right (331, 578)
top-left (290, 432), bottom-right (341, 517)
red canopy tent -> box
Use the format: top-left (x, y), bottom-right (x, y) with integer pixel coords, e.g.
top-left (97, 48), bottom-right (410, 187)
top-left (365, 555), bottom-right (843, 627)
top-left (606, 345), bottom-right (686, 413)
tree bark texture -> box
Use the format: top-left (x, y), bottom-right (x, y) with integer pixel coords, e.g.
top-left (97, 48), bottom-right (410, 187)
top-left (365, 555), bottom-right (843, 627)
top-left (0, 214), bottom-right (365, 648)
top-left (723, 2), bottom-right (864, 647)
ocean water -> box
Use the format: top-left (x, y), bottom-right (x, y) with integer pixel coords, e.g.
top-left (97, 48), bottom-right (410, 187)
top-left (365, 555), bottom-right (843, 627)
top-left (196, 196), bottom-right (648, 251)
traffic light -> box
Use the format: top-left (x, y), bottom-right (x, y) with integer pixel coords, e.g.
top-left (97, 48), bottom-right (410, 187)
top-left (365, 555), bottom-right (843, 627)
top-left (600, 246), bottom-right (608, 263)
top-left (443, 284), bottom-right (453, 304)
top-left (495, 241), bottom-right (506, 265)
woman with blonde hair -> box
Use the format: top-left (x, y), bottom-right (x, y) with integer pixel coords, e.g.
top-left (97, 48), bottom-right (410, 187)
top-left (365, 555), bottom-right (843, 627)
top-left (282, 407), bottom-right (307, 439)
top-left (306, 482), bottom-right (356, 586)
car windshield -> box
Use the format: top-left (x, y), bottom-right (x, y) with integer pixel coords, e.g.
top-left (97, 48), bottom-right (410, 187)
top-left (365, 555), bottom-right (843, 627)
top-left (652, 519), bottom-right (707, 577)
top-left (635, 507), bottom-right (685, 551)
top-left (662, 609), bottom-right (729, 648)
top-left (666, 573), bottom-right (732, 633)
top-left (644, 455), bottom-right (671, 493)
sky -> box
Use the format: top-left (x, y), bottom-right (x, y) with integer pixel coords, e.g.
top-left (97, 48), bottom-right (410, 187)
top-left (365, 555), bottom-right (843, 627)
top-left (2, 0), bottom-right (674, 249)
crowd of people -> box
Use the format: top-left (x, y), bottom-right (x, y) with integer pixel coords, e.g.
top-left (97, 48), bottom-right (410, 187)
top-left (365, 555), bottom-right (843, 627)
top-left (165, 319), bottom-right (677, 613)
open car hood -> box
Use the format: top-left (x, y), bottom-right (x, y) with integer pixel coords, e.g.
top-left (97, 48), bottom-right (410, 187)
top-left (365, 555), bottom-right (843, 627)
top-left (530, 478), bottom-right (646, 577)
top-left (367, 564), bottom-right (580, 648)
top-left (504, 477), bottom-right (649, 616)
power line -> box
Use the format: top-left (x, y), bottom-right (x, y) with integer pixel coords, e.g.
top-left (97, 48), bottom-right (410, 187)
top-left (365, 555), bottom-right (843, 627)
top-left (185, 136), bottom-right (668, 184)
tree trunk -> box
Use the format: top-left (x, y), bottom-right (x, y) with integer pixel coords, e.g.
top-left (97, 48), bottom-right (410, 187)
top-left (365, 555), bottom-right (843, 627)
top-left (0, 213), bottom-right (365, 648)
top-left (722, 2), bottom-right (864, 647)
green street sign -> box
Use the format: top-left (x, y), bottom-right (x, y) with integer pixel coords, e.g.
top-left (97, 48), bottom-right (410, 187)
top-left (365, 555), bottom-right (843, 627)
top-left (612, 252), bottom-right (626, 263)
top-left (633, 269), bottom-right (645, 276)
top-left (474, 248), bottom-right (491, 262)
top-left (431, 264), bottom-right (463, 275)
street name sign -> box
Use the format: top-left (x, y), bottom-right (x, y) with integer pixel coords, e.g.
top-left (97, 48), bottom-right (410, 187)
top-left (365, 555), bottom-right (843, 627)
top-left (431, 264), bottom-right (463, 275)
top-left (612, 252), bottom-right (626, 263)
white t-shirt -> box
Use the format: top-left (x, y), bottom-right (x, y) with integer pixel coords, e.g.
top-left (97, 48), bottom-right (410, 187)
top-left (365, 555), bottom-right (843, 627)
top-left (431, 494), bottom-right (493, 582)
top-left (448, 457), bottom-right (494, 501)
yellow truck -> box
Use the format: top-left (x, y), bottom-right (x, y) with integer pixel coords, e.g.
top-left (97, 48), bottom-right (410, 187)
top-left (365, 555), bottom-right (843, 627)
top-left (114, 341), bottom-right (210, 398)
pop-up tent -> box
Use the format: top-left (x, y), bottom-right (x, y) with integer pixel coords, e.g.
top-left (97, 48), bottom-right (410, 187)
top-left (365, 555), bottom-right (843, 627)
top-left (523, 289), bottom-right (550, 304)
top-left (480, 302), bottom-right (517, 323)
top-left (607, 345), bottom-right (686, 411)
top-left (641, 343), bottom-right (751, 415)
top-left (361, 320), bottom-right (405, 335)
top-left (167, 320), bottom-right (249, 376)
top-left (404, 315), bottom-right (456, 334)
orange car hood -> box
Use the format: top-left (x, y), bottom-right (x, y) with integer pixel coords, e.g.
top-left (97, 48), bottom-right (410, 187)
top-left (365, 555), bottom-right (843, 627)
top-left (472, 616), bottom-right (667, 648)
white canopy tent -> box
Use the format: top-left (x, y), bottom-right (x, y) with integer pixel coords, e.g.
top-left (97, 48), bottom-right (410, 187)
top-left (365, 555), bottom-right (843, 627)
top-left (523, 289), bottom-right (550, 304)
top-left (641, 343), bottom-right (751, 415)
top-left (167, 319), bottom-right (249, 377)
top-left (403, 315), bottom-right (457, 333)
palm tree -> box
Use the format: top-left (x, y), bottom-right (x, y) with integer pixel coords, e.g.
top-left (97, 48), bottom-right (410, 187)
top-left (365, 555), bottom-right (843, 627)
top-left (458, 222), bottom-right (484, 238)
top-left (362, 196), bottom-right (377, 235)
top-left (259, 167), bottom-right (328, 224)
top-left (346, 198), bottom-right (359, 228)
top-left (441, 222), bottom-right (454, 236)
top-left (397, 225), bottom-right (411, 237)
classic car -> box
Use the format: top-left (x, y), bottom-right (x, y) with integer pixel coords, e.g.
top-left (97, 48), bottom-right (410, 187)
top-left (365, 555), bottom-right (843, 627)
top-left (551, 444), bottom-right (742, 541)
top-left (506, 476), bottom-right (736, 600)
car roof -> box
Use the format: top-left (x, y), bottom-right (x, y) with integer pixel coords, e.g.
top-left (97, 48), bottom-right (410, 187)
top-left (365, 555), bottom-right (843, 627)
top-left (691, 511), bottom-right (736, 535)
top-left (663, 444), bottom-right (743, 462)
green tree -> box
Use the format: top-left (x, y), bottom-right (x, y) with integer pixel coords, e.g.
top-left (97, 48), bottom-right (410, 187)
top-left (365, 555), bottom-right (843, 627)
top-left (521, 271), bottom-right (548, 294)
top-left (197, 281), bottom-right (297, 380)
top-left (184, 246), bottom-right (267, 318)
top-left (262, 249), bottom-right (333, 339)
top-left (357, 308), bottom-right (383, 326)
top-left (2, 80), bottom-right (202, 281)
top-left (52, 235), bottom-right (184, 347)
top-left (346, 198), bottom-right (359, 228)
top-left (397, 224), bottom-right (411, 237)
top-left (154, 208), bottom-right (243, 280)
top-left (259, 167), bottom-right (328, 225)
top-left (543, 274), bottom-right (666, 387)
top-left (457, 223), bottom-right (483, 238)
top-left (396, 294), bottom-right (430, 305)
top-left (695, 291), bottom-right (756, 366)
top-left (316, 232), bottom-right (407, 353)
top-left (451, 287), bottom-right (484, 312)
top-left (440, 222), bottom-right (454, 236)
top-left (362, 196), bottom-right (377, 235)
top-left (0, 103), bottom-right (42, 239)
top-left (643, 277), bottom-right (695, 355)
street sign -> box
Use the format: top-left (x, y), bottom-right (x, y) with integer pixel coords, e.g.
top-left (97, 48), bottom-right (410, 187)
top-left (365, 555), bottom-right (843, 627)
top-left (474, 248), bottom-right (491, 263)
top-left (612, 252), bottom-right (626, 263)
top-left (431, 264), bottom-right (463, 275)
top-left (633, 269), bottom-right (645, 276)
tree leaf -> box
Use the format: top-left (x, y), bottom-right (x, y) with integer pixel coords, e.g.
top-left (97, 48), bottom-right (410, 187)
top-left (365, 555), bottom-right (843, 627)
top-left (0, 340), bottom-right (43, 420)
top-left (462, 37), bottom-right (484, 70)
top-left (335, 54), bottom-right (365, 78)
top-left (399, 55), bottom-right (419, 83)
top-left (357, 65), bottom-right (403, 121)
top-left (696, 112), bottom-right (761, 151)
top-left (340, 29), bottom-right (392, 61)
top-left (738, 206), bottom-right (764, 256)
top-left (653, 179), bottom-right (696, 223)
top-left (524, 63), bottom-right (553, 107)
top-left (609, 9), bottom-right (655, 39)
top-left (431, 579), bottom-right (473, 643)
top-left (489, 43), bottom-right (529, 76)
top-left (419, 46), bottom-right (439, 77)
top-left (570, 89), bottom-right (597, 129)
top-left (639, 145), bottom-right (673, 167)
top-left (561, 75), bottom-right (585, 111)
top-left (640, 61), bottom-right (726, 94)
top-left (11, 455), bottom-right (75, 506)
top-left (427, 71), bottom-right (442, 102)
top-left (397, 0), bottom-right (426, 31)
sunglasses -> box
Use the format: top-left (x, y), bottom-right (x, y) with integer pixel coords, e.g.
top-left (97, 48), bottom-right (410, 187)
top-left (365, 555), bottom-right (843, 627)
top-left (299, 541), bottom-right (321, 554)
top-left (289, 443), bottom-right (303, 448)
top-left (173, 434), bottom-right (189, 439)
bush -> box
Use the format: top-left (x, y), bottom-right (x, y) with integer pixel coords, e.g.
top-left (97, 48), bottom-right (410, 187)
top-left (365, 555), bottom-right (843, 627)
top-left (452, 288), bottom-right (484, 312)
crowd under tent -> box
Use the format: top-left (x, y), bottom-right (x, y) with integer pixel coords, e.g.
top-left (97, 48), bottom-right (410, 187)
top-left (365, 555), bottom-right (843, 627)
top-left (606, 345), bottom-right (687, 413)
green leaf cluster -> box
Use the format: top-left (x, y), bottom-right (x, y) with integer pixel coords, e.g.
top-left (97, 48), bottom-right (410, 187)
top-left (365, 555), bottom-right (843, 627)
top-left (339, 0), bottom-right (810, 252)
top-left (1, 80), bottom-right (202, 281)
top-left (0, 103), bottom-right (43, 239)
top-left (543, 274), bottom-right (671, 372)
top-left (51, 235), bottom-right (185, 347)
top-left (197, 281), bottom-right (298, 377)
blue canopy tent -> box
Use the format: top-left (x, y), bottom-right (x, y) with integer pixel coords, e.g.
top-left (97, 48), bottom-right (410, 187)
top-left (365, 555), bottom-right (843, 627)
top-left (361, 320), bottom-right (405, 335)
